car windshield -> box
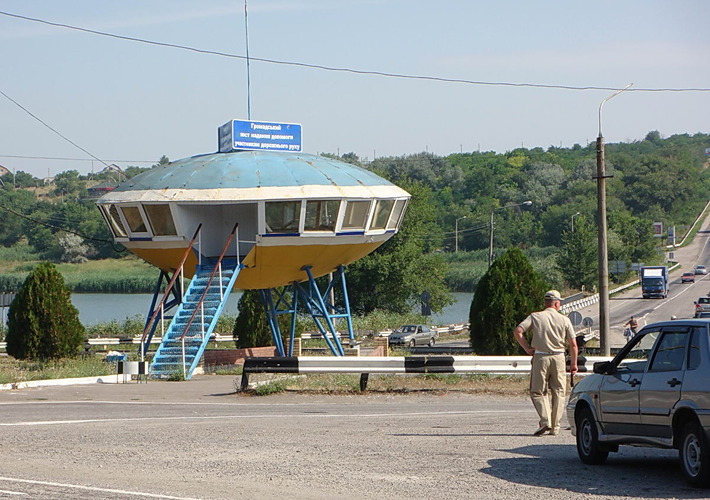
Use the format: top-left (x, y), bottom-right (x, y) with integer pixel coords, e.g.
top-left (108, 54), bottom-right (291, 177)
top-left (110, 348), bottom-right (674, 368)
top-left (616, 330), bottom-right (659, 372)
top-left (642, 277), bottom-right (664, 285)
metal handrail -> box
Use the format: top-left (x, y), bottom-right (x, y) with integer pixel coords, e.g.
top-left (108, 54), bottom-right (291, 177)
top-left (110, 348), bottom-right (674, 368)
top-left (139, 223), bottom-right (202, 360)
top-left (178, 223), bottom-right (240, 345)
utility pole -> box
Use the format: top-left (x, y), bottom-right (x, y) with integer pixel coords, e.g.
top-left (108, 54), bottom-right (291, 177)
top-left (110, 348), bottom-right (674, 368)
top-left (596, 83), bottom-right (632, 356)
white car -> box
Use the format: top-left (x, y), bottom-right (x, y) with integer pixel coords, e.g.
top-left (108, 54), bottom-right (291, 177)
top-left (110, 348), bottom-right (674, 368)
top-left (694, 265), bottom-right (707, 275)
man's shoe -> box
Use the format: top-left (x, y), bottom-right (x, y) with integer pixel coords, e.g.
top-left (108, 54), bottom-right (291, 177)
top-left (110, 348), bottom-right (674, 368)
top-left (549, 428), bottom-right (559, 436)
top-left (533, 426), bottom-right (550, 436)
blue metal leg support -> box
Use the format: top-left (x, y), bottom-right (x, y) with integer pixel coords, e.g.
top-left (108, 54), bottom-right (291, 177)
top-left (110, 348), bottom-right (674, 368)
top-left (142, 270), bottom-right (183, 356)
top-left (337, 266), bottom-right (356, 343)
top-left (258, 266), bottom-right (356, 357)
top-left (293, 266), bottom-right (355, 356)
top-left (259, 289), bottom-right (286, 356)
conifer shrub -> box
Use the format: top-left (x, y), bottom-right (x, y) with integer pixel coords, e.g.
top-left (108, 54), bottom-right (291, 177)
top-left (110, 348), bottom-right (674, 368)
top-left (233, 289), bottom-right (299, 348)
top-left (233, 289), bottom-right (276, 348)
top-left (6, 262), bottom-right (85, 360)
top-left (469, 248), bottom-right (548, 355)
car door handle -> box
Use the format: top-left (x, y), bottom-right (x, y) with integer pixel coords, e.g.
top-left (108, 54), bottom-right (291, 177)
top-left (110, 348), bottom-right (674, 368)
top-left (667, 378), bottom-right (682, 387)
top-left (629, 378), bottom-right (641, 387)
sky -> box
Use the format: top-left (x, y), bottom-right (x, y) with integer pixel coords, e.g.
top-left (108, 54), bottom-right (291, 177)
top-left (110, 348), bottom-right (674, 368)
top-left (1, 0), bottom-right (709, 178)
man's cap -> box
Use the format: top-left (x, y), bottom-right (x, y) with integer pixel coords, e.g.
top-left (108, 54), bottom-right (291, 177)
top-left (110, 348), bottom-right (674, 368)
top-left (544, 290), bottom-right (561, 300)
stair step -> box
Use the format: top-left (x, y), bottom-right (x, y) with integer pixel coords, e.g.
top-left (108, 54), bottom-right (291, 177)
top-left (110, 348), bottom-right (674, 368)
top-left (149, 257), bottom-right (240, 380)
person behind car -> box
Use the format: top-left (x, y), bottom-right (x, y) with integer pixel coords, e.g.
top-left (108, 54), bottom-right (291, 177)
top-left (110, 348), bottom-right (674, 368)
top-left (512, 290), bottom-right (578, 436)
top-left (623, 326), bottom-right (634, 343)
top-left (623, 316), bottom-right (638, 335)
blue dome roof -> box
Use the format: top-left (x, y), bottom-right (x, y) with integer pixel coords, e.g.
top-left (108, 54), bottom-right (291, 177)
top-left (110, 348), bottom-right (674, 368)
top-left (114, 151), bottom-right (396, 192)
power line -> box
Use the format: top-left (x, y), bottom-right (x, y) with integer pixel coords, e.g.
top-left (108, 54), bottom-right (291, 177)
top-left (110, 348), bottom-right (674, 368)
top-left (2, 10), bottom-right (709, 93)
top-left (0, 89), bottom-right (111, 169)
top-left (0, 201), bottom-right (122, 249)
top-left (0, 154), bottom-right (154, 163)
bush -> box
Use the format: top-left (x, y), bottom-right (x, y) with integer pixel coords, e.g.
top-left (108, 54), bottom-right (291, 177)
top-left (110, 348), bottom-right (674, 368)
top-left (6, 262), bottom-right (85, 360)
top-left (469, 248), bottom-right (548, 355)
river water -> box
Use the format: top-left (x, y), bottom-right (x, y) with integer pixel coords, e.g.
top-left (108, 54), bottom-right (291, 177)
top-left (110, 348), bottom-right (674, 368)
top-left (71, 292), bottom-right (474, 326)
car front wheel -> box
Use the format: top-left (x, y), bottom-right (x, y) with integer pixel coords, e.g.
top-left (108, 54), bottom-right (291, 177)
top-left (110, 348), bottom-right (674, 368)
top-left (409, 339), bottom-right (416, 348)
top-left (576, 406), bottom-right (608, 465)
top-left (428, 337), bottom-right (435, 347)
top-left (679, 421), bottom-right (710, 488)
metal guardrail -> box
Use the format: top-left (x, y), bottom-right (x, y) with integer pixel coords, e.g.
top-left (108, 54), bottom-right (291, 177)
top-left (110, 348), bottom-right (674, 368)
top-left (240, 354), bottom-right (612, 390)
top-left (301, 323), bottom-right (468, 340)
top-left (560, 263), bottom-right (681, 315)
top-left (0, 333), bottom-right (236, 351)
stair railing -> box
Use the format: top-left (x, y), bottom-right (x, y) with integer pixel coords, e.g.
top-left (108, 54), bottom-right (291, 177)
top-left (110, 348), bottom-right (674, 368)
top-left (178, 223), bottom-right (240, 375)
top-left (140, 223), bottom-right (202, 361)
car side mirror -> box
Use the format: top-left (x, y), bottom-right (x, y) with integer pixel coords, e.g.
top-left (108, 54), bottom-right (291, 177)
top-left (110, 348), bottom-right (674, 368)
top-left (593, 361), bottom-right (615, 375)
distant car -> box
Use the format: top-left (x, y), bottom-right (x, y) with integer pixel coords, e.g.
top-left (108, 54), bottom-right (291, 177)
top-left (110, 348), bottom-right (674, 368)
top-left (567, 319), bottom-right (710, 487)
top-left (387, 324), bottom-right (437, 347)
top-left (682, 272), bottom-right (695, 283)
top-left (694, 265), bottom-right (707, 275)
top-left (695, 297), bottom-right (710, 317)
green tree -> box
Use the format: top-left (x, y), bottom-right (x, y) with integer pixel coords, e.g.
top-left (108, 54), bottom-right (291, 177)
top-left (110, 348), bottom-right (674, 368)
top-left (53, 170), bottom-right (85, 199)
top-left (558, 215), bottom-right (597, 290)
top-left (469, 248), bottom-right (548, 355)
top-left (6, 262), bottom-right (85, 360)
top-left (233, 290), bottom-right (274, 348)
top-left (346, 182), bottom-right (452, 314)
top-left (0, 189), bottom-right (35, 246)
top-left (0, 170), bottom-right (38, 188)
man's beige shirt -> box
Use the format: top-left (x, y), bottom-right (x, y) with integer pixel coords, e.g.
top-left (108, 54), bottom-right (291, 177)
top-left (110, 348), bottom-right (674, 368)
top-left (517, 307), bottom-right (575, 353)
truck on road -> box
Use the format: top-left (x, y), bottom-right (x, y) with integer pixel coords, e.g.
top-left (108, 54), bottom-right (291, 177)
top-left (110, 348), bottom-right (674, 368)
top-left (641, 266), bottom-right (669, 299)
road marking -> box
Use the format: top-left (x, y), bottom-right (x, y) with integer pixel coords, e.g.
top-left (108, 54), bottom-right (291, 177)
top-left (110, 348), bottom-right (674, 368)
top-left (0, 476), bottom-right (201, 499)
top-left (0, 409), bottom-right (529, 427)
top-left (0, 489), bottom-right (27, 496)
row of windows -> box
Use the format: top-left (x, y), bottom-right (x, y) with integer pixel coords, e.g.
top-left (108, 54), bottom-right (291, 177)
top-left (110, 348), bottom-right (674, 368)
top-left (103, 204), bottom-right (177, 238)
top-left (264, 199), bottom-right (406, 234)
top-left (100, 198), bottom-right (407, 239)
top-left (619, 328), bottom-right (702, 372)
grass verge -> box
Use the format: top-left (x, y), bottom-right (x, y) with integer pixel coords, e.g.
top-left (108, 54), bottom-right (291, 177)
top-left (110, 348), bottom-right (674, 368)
top-left (242, 372), bottom-right (530, 396)
top-left (0, 355), bottom-right (113, 385)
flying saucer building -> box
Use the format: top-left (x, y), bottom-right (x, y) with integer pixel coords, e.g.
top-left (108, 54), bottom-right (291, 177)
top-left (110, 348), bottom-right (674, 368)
top-left (97, 124), bottom-right (409, 377)
top-left (97, 151), bottom-right (409, 289)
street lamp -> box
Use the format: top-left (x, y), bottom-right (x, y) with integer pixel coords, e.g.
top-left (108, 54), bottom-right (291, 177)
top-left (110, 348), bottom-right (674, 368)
top-left (455, 216), bottom-right (467, 253)
top-left (597, 83), bottom-right (632, 356)
top-left (571, 212), bottom-right (581, 232)
top-left (488, 201), bottom-right (533, 267)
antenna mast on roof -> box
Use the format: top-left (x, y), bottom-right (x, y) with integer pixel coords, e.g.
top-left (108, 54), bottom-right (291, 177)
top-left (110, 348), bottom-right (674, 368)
top-left (244, 0), bottom-right (252, 120)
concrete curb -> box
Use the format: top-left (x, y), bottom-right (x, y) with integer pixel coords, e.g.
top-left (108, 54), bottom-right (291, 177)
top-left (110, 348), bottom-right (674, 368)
top-left (0, 374), bottom-right (124, 391)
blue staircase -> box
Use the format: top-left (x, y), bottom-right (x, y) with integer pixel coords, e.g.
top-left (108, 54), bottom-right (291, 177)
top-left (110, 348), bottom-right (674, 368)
top-left (149, 259), bottom-right (240, 379)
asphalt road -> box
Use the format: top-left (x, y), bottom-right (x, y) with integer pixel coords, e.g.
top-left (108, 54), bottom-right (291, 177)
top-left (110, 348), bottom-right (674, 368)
top-left (0, 375), bottom-right (708, 500)
top-left (571, 217), bottom-right (710, 347)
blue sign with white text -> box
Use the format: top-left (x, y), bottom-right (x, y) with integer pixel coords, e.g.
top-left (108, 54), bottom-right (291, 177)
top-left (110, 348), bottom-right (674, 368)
top-left (218, 119), bottom-right (302, 153)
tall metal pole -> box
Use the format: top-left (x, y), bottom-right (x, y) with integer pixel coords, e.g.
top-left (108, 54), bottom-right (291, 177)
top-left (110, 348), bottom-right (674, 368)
top-left (488, 210), bottom-right (495, 267)
top-left (455, 216), bottom-right (467, 253)
top-left (244, 0), bottom-right (252, 120)
top-left (488, 201), bottom-right (532, 268)
top-left (596, 83), bottom-right (632, 356)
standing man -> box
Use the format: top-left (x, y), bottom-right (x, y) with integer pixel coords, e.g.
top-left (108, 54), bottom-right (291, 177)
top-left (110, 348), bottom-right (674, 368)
top-left (513, 290), bottom-right (578, 436)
